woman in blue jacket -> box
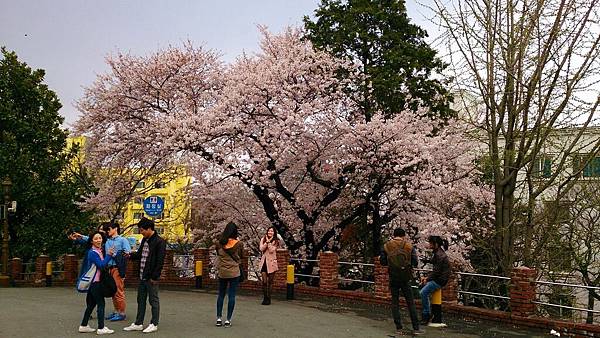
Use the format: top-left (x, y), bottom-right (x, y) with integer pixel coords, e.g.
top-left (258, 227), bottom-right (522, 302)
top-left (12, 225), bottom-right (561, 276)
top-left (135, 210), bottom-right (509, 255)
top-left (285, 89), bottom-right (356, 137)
top-left (78, 231), bottom-right (115, 335)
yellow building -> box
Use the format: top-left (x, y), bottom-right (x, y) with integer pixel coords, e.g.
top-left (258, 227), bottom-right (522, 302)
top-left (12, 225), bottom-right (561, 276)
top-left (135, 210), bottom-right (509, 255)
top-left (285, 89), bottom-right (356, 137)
top-left (66, 136), bottom-right (193, 243)
top-left (121, 170), bottom-right (193, 243)
top-left (65, 135), bottom-right (87, 170)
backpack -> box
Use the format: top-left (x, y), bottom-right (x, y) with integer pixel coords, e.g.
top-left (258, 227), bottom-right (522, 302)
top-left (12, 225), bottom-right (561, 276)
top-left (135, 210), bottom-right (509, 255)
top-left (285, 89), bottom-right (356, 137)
top-left (384, 240), bottom-right (414, 282)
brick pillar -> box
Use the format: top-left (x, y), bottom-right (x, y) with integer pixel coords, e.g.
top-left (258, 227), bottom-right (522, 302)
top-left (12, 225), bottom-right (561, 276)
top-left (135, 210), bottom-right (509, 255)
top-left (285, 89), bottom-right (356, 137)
top-left (161, 250), bottom-right (174, 280)
top-left (10, 258), bottom-right (22, 280)
top-left (63, 254), bottom-right (78, 284)
top-left (374, 256), bottom-right (390, 299)
top-left (126, 257), bottom-right (140, 287)
top-left (510, 266), bottom-right (537, 317)
top-left (442, 272), bottom-right (459, 303)
top-left (193, 248), bottom-right (210, 280)
top-left (318, 251), bottom-right (338, 290)
top-left (275, 249), bottom-right (290, 288)
top-left (35, 255), bottom-right (50, 285)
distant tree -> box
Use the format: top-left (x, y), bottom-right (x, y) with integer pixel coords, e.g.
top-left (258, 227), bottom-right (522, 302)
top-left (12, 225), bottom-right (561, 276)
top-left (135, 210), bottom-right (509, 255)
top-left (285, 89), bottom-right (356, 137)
top-left (304, 0), bottom-right (456, 254)
top-left (434, 0), bottom-right (600, 274)
top-left (304, 0), bottom-right (453, 121)
top-left (0, 48), bottom-right (95, 260)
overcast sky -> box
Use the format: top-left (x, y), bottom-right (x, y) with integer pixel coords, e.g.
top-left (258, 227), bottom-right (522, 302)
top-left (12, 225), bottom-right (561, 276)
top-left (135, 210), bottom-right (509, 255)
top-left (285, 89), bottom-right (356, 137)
top-left (0, 0), bottom-right (437, 128)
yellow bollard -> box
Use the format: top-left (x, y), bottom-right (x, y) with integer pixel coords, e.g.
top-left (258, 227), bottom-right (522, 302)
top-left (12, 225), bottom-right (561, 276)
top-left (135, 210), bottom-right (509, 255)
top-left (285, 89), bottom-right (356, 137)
top-left (286, 264), bottom-right (294, 300)
top-left (45, 261), bottom-right (52, 287)
top-left (195, 260), bottom-right (203, 289)
top-left (429, 288), bottom-right (447, 327)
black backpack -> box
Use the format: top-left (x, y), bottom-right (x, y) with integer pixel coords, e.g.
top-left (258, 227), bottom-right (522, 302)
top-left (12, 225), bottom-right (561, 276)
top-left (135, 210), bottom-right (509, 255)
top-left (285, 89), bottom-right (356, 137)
top-left (384, 240), bottom-right (414, 282)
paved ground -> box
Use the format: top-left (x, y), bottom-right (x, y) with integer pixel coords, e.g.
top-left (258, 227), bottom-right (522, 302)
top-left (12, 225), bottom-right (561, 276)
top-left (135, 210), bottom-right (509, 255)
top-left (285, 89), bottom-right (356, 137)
top-left (0, 287), bottom-right (548, 338)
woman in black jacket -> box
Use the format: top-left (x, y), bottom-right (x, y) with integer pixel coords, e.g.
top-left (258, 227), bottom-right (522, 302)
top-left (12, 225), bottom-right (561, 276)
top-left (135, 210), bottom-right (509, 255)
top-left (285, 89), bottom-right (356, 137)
top-left (419, 236), bottom-right (450, 325)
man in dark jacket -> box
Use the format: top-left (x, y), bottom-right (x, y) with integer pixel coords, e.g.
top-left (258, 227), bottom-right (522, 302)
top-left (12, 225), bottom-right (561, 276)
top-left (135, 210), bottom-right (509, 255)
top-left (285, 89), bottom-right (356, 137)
top-left (380, 228), bottom-right (424, 336)
top-left (123, 218), bottom-right (166, 334)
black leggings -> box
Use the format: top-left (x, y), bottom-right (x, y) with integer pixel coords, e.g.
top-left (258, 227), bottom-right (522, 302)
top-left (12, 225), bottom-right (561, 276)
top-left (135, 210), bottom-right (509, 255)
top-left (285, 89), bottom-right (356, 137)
top-left (81, 282), bottom-right (105, 329)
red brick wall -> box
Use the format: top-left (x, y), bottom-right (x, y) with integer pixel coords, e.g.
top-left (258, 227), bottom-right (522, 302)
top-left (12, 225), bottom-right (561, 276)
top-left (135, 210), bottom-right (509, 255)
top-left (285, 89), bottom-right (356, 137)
top-left (9, 252), bottom-right (600, 336)
top-left (318, 251), bottom-right (338, 290)
top-left (193, 248), bottom-right (210, 278)
top-left (34, 255), bottom-right (50, 286)
top-left (63, 254), bottom-right (79, 284)
top-left (275, 249), bottom-right (290, 288)
top-left (10, 257), bottom-right (21, 280)
top-left (374, 257), bottom-right (390, 299)
top-left (509, 266), bottom-right (536, 317)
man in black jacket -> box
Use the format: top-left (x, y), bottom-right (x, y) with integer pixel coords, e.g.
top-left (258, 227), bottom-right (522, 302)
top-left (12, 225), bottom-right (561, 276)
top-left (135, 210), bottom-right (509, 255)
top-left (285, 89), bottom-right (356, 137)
top-left (123, 218), bottom-right (166, 334)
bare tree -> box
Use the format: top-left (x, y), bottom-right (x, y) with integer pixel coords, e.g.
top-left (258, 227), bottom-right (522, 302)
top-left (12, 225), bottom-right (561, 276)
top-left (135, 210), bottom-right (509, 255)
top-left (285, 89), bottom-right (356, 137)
top-left (433, 0), bottom-right (600, 273)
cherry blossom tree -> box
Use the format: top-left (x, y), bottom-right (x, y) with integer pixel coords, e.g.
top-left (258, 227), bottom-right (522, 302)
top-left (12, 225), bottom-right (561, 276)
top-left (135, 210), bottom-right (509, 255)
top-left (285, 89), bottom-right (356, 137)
top-left (76, 27), bottom-right (493, 269)
top-left (75, 43), bottom-right (223, 221)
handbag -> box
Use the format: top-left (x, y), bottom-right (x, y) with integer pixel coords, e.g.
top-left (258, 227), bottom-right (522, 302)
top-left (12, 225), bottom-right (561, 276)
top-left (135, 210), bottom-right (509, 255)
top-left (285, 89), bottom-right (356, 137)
top-left (76, 264), bottom-right (97, 293)
top-left (100, 268), bottom-right (117, 298)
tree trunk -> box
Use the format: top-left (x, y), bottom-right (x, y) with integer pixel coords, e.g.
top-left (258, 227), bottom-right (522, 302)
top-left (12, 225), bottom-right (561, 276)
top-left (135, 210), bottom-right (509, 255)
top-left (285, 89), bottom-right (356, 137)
top-left (586, 290), bottom-right (595, 324)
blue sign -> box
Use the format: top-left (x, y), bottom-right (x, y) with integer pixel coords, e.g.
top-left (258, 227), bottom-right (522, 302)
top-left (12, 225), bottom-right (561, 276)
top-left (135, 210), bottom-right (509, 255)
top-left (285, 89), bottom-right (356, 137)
top-left (143, 196), bottom-right (164, 216)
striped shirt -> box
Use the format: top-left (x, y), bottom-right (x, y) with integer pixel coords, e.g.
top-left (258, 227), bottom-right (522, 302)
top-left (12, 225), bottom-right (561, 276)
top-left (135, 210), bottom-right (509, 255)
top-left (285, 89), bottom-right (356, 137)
top-left (139, 241), bottom-right (150, 280)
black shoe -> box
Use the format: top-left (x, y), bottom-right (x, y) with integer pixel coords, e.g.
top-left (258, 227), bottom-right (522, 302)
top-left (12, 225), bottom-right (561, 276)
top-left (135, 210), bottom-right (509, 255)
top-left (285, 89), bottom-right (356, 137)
top-left (420, 315), bottom-right (430, 325)
top-left (261, 297), bottom-right (268, 305)
top-left (215, 318), bottom-right (222, 327)
top-left (265, 297), bottom-right (271, 305)
top-left (224, 320), bottom-right (231, 328)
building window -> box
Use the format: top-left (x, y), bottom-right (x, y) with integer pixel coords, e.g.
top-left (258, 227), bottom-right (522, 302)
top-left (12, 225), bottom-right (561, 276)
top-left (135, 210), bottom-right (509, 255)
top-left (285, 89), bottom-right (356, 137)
top-left (155, 181), bottom-right (165, 188)
top-left (135, 181), bottom-right (145, 189)
top-left (533, 155), bottom-right (552, 179)
top-left (583, 157), bottom-right (600, 178)
top-left (574, 155), bottom-right (600, 178)
top-left (133, 212), bottom-right (144, 220)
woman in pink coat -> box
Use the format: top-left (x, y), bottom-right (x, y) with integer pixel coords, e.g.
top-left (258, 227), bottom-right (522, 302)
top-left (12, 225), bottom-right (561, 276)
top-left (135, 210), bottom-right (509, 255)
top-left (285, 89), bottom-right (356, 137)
top-left (259, 226), bottom-right (279, 305)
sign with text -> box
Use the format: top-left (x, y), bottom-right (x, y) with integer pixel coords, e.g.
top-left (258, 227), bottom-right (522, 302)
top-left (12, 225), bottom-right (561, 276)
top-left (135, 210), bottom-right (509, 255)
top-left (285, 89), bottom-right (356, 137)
top-left (143, 196), bottom-right (164, 217)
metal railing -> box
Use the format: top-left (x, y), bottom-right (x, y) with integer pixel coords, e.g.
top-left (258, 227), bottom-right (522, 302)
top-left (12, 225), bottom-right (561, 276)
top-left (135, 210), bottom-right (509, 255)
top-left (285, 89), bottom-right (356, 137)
top-left (172, 254), bottom-right (194, 278)
top-left (51, 261), bottom-right (65, 281)
top-left (20, 262), bottom-right (35, 280)
top-left (290, 257), bottom-right (320, 279)
top-left (534, 280), bottom-right (600, 321)
top-left (456, 272), bottom-right (510, 300)
top-left (247, 256), bottom-right (261, 281)
top-left (338, 261), bottom-right (375, 292)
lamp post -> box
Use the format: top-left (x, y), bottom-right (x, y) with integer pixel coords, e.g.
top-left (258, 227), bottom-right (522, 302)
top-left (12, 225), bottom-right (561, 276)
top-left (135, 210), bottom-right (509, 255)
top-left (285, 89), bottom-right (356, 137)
top-left (0, 177), bottom-right (11, 287)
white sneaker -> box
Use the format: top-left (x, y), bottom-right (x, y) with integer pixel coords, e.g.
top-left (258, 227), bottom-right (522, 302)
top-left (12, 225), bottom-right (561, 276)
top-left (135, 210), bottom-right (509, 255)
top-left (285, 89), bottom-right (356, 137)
top-left (79, 325), bottom-right (95, 333)
top-left (142, 323), bottom-right (158, 333)
top-left (123, 323), bottom-right (144, 331)
top-left (96, 327), bottom-right (114, 335)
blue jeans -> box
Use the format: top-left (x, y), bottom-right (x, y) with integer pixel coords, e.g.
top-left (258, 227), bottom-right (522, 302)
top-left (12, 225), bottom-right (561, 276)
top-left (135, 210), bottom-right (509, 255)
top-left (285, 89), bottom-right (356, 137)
top-left (419, 280), bottom-right (441, 316)
top-left (216, 277), bottom-right (240, 320)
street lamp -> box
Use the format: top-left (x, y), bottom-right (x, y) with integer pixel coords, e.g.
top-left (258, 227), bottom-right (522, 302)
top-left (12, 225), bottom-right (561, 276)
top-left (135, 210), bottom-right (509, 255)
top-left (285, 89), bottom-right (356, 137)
top-left (1, 177), bottom-right (11, 287)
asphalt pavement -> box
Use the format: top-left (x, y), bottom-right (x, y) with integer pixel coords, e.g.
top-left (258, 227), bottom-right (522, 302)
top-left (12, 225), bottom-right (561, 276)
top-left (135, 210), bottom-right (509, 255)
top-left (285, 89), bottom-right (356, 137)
top-left (0, 287), bottom-right (548, 337)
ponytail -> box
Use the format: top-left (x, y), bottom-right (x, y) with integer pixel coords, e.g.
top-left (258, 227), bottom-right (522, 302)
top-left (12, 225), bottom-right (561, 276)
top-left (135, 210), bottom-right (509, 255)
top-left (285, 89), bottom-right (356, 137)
top-left (428, 235), bottom-right (448, 251)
